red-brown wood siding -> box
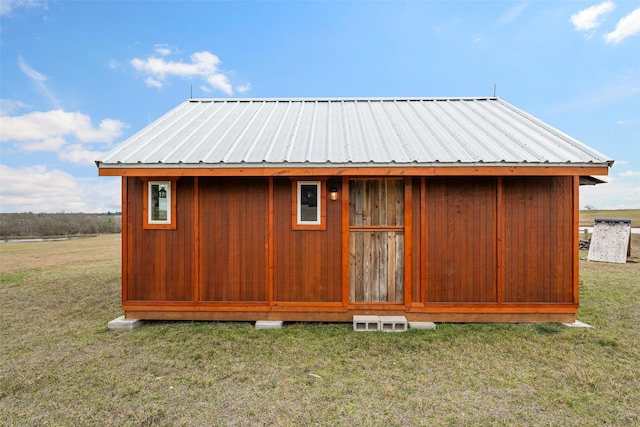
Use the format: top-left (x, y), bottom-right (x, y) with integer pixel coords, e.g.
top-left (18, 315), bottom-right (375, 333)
top-left (411, 177), bottom-right (422, 304)
top-left (198, 177), bottom-right (269, 302)
top-left (424, 177), bottom-right (498, 302)
top-left (273, 177), bottom-right (342, 302)
top-left (121, 173), bottom-right (578, 321)
top-left (126, 177), bottom-right (195, 301)
top-left (503, 176), bottom-right (573, 303)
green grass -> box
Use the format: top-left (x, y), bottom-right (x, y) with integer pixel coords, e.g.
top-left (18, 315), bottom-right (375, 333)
top-left (0, 272), bottom-right (24, 284)
top-left (1, 235), bottom-right (639, 426)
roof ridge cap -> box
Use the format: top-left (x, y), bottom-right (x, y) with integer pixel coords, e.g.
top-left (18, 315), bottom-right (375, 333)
top-left (186, 96), bottom-right (501, 103)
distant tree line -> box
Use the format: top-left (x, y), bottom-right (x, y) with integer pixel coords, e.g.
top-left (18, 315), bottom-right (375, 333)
top-left (0, 213), bottom-right (122, 239)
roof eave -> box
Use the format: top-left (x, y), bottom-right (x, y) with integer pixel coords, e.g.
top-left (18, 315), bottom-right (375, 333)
top-left (96, 161), bottom-right (612, 178)
top-left (96, 161), bottom-right (612, 169)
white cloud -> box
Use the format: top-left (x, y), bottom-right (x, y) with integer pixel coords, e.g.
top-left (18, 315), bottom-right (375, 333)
top-left (549, 70), bottom-right (640, 112)
top-left (22, 136), bottom-right (66, 152)
top-left (581, 183), bottom-right (640, 209)
top-left (57, 144), bottom-right (106, 165)
top-left (0, 99), bottom-right (27, 115)
top-left (0, 165), bottom-right (121, 213)
top-left (77, 118), bottom-right (126, 143)
top-left (581, 167), bottom-right (640, 209)
top-left (18, 56), bottom-right (46, 82)
top-left (145, 77), bottom-right (163, 88)
top-left (0, 110), bottom-right (126, 144)
top-left (605, 7), bottom-right (640, 43)
top-left (236, 83), bottom-right (252, 94)
top-left (0, 0), bottom-right (47, 17)
top-left (0, 109), bottom-right (127, 165)
top-left (153, 44), bottom-right (178, 56)
top-left (498, 2), bottom-right (529, 26)
top-left (18, 56), bottom-right (60, 108)
top-left (206, 73), bottom-right (232, 95)
top-left (570, 1), bottom-right (615, 31)
top-left (131, 49), bottom-right (235, 95)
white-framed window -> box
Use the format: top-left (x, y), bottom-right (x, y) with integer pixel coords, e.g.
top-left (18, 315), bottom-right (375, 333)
top-left (298, 181), bottom-right (321, 225)
top-left (149, 181), bottom-right (171, 224)
top-left (144, 179), bottom-right (176, 229)
top-left (292, 180), bottom-right (326, 230)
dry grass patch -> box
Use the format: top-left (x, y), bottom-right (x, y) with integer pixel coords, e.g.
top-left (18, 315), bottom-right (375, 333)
top-left (0, 234), bottom-right (121, 274)
top-left (1, 234), bottom-right (639, 426)
top-left (579, 209), bottom-right (640, 228)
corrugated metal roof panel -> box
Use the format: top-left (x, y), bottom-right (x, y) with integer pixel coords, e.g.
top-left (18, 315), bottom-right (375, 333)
top-left (97, 97), bottom-right (613, 168)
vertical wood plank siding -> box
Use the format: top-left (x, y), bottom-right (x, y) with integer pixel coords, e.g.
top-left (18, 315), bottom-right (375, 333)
top-left (503, 176), bottom-right (573, 303)
top-left (349, 180), bottom-right (404, 226)
top-left (411, 178), bottom-right (422, 304)
top-left (349, 231), bottom-right (404, 302)
top-left (424, 177), bottom-right (497, 302)
top-left (198, 177), bottom-right (269, 302)
top-left (121, 174), bottom-right (577, 317)
top-left (126, 177), bottom-right (195, 301)
top-left (273, 177), bottom-right (342, 302)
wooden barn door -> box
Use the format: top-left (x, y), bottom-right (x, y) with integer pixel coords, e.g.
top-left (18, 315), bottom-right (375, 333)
top-left (349, 179), bottom-right (404, 303)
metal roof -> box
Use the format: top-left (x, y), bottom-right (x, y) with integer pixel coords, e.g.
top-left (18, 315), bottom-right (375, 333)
top-left (97, 97), bottom-right (613, 169)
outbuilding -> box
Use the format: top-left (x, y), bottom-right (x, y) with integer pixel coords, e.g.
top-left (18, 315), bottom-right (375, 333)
top-left (97, 97), bottom-right (612, 323)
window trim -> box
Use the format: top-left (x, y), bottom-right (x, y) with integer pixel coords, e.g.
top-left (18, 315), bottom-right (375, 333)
top-left (143, 179), bottom-right (177, 230)
top-left (292, 179), bottom-right (326, 231)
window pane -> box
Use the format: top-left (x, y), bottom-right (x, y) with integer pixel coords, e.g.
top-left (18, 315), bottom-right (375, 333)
top-left (151, 183), bottom-right (169, 221)
top-left (300, 184), bottom-right (318, 222)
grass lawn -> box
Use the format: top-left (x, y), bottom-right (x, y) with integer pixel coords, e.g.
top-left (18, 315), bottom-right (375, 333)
top-left (579, 209), bottom-right (640, 228)
top-left (1, 234), bottom-right (639, 426)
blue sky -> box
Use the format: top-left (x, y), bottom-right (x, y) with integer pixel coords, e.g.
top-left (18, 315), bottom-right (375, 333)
top-left (1, 0), bottom-right (639, 213)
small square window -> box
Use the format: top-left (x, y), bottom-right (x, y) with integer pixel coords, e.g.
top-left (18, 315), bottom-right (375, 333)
top-left (144, 180), bottom-right (176, 229)
top-left (292, 180), bottom-right (326, 230)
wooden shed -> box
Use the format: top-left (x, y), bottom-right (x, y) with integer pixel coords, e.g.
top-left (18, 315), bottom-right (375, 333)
top-left (97, 97), bottom-right (612, 323)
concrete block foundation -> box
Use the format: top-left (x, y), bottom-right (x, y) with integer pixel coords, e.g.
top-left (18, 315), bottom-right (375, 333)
top-left (108, 315), bottom-right (144, 331)
top-left (562, 320), bottom-right (593, 328)
top-left (255, 320), bottom-right (283, 330)
top-left (380, 316), bottom-right (408, 332)
top-left (353, 315), bottom-right (381, 331)
top-left (409, 322), bottom-right (437, 330)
